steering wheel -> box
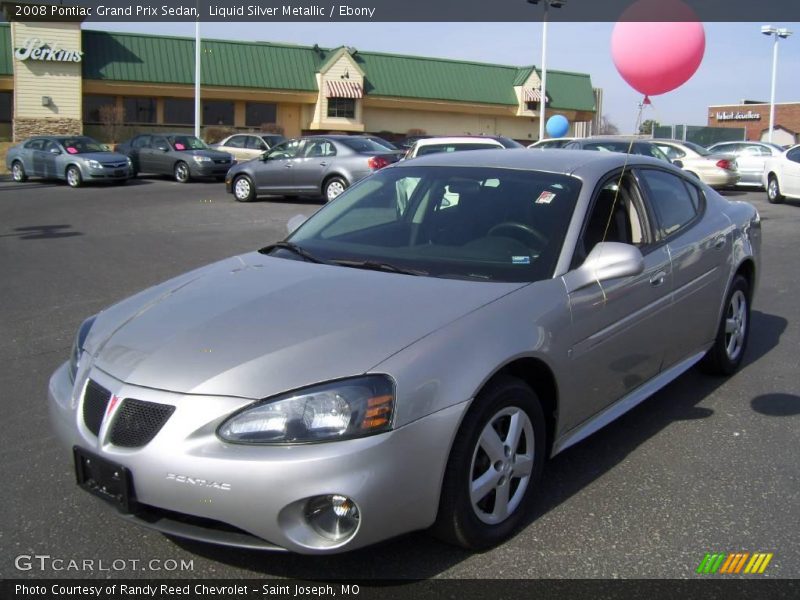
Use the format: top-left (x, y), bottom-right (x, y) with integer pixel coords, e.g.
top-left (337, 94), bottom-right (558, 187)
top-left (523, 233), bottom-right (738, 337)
top-left (487, 222), bottom-right (548, 250)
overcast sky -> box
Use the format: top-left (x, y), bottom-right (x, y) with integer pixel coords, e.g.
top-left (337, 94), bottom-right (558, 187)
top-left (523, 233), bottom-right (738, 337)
top-left (88, 21), bottom-right (800, 133)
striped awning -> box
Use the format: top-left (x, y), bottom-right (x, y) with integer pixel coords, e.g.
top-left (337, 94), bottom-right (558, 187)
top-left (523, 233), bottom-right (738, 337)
top-left (523, 88), bottom-right (547, 103)
top-left (325, 80), bottom-right (364, 99)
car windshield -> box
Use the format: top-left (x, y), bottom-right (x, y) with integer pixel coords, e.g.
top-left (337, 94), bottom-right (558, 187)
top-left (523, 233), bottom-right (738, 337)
top-left (285, 166), bottom-right (581, 283)
top-left (167, 136), bottom-right (207, 151)
top-left (683, 141), bottom-right (711, 156)
top-left (340, 138), bottom-right (392, 153)
top-left (57, 137), bottom-right (108, 154)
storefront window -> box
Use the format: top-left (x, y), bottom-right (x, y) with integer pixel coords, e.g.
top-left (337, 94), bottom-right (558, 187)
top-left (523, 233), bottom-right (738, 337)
top-left (245, 102), bottom-right (277, 127)
top-left (123, 97), bottom-right (156, 123)
top-left (327, 98), bottom-right (355, 119)
top-left (83, 95), bottom-right (116, 123)
top-left (203, 101), bottom-right (234, 126)
top-left (164, 98), bottom-right (194, 125)
top-left (0, 92), bottom-right (12, 123)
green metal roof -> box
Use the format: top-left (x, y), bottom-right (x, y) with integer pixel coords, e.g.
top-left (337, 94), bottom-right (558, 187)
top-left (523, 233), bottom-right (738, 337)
top-left (0, 23), bottom-right (12, 76)
top-left (76, 29), bottom-right (596, 111)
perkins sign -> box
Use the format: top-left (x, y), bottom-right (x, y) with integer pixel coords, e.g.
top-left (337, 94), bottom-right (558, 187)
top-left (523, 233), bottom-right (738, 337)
top-left (715, 111), bottom-right (761, 121)
top-left (14, 38), bottom-right (82, 63)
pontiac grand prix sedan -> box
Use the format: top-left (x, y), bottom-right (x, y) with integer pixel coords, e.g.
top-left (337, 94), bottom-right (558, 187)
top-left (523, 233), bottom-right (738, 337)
top-left (49, 150), bottom-right (760, 554)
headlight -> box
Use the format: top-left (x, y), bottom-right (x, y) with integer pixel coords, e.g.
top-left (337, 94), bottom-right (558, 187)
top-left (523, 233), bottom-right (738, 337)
top-left (68, 315), bottom-right (97, 383)
top-left (87, 160), bottom-right (102, 169)
top-left (217, 375), bottom-right (394, 444)
top-left (193, 155), bottom-right (212, 163)
top-left (126, 157), bottom-right (132, 166)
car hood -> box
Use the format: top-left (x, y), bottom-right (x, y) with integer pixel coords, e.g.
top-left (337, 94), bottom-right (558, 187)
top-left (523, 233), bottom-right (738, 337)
top-left (75, 152), bottom-right (130, 163)
top-left (86, 252), bottom-right (522, 399)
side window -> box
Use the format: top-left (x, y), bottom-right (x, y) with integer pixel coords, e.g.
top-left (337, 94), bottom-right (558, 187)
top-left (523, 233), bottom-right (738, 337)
top-left (638, 169), bottom-right (700, 239)
top-left (785, 148), bottom-right (800, 164)
top-left (247, 136), bottom-right (268, 151)
top-left (741, 145), bottom-right (769, 157)
top-left (575, 172), bottom-right (649, 267)
top-left (303, 140), bottom-right (337, 158)
top-left (152, 136), bottom-right (169, 150)
top-left (267, 139), bottom-right (302, 160)
top-left (44, 140), bottom-right (61, 153)
top-left (25, 139), bottom-right (45, 150)
top-left (132, 135), bottom-right (151, 149)
top-left (656, 144), bottom-right (684, 160)
top-left (225, 136), bottom-right (246, 149)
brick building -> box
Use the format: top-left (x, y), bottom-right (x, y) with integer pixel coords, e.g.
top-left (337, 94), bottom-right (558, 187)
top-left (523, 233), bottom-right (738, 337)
top-left (707, 101), bottom-right (800, 146)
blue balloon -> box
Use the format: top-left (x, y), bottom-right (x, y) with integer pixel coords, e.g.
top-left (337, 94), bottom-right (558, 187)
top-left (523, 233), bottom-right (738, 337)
top-left (546, 114), bottom-right (569, 138)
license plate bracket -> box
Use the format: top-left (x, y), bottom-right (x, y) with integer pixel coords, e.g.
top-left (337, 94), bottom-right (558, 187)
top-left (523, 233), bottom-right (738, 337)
top-left (73, 447), bottom-right (135, 513)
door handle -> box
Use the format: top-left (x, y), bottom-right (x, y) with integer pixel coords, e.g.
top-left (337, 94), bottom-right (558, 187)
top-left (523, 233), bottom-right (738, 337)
top-left (319, 162), bottom-right (328, 167)
top-left (649, 271), bottom-right (667, 286)
top-left (284, 164), bottom-right (292, 168)
top-left (714, 235), bottom-right (727, 249)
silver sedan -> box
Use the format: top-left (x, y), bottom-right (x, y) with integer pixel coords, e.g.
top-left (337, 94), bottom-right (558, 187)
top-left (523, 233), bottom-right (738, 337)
top-left (49, 150), bottom-right (760, 554)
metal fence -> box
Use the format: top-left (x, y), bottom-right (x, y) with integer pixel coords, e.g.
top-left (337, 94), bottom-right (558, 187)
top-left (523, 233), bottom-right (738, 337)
top-left (653, 125), bottom-right (746, 146)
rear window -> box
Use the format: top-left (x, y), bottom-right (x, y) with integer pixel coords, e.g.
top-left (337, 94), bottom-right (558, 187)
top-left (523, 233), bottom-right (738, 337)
top-left (339, 138), bottom-right (392, 153)
top-left (415, 143), bottom-right (501, 157)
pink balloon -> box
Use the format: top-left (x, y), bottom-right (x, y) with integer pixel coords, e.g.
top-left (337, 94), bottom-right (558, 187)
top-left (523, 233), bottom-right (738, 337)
top-left (611, 0), bottom-right (705, 97)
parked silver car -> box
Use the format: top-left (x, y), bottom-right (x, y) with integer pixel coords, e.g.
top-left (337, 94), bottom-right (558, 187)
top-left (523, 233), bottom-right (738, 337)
top-left (707, 141), bottom-right (784, 187)
top-left (225, 135), bottom-right (400, 202)
top-left (49, 150), bottom-right (760, 554)
top-left (652, 140), bottom-right (739, 189)
top-left (116, 133), bottom-right (233, 183)
top-left (7, 136), bottom-right (132, 187)
top-left (210, 133), bottom-right (286, 163)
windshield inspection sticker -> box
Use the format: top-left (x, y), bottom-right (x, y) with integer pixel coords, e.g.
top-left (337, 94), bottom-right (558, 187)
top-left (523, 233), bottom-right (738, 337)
top-left (512, 256), bottom-right (531, 265)
top-left (535, 191), bottom-right (556, 204)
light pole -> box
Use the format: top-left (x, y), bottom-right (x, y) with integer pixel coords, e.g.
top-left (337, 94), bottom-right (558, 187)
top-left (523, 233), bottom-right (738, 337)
top-left (761, 25), bottom-right (792, 144)
top-left (528, 1), bottom-right (566, 141)
top-left (194, 17), bottom-right (201, 139)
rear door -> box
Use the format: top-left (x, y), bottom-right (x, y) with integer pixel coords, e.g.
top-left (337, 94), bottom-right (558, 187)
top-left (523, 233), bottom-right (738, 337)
top-left (131, 135), bottom-right (153, 172)
top-left (27, 139), bottom-right (48, 176)
top-left (636, 168), bottom-right (730, 367)
top-left (735, 144), bottom-right (770, 185)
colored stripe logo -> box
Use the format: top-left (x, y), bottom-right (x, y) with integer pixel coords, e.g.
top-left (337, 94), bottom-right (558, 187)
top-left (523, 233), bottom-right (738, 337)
top-left (696, 552), bottom-right (773, 574)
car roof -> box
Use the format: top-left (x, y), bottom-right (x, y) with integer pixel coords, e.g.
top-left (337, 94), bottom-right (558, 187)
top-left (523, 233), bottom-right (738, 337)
top-left (391, 147), bottom-right (666, 174)
top-left (414, 137), bottom-right (505, 146)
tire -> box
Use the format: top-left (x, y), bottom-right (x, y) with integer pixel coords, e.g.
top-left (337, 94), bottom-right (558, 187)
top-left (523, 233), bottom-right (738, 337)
top-left (174, 161), bottom-right (190, 183)
top-left (766, 175), bottom-right (784, 204)
top-left (232, 175), bottom-right (255, 202)
top-left (433, 375), bottom-right (545, 550)
top-left (324, 176), bottom-right (348, 202)
top-left (11, 160), bottom-right (27, 182)
top-left (700, 275), bottom-right (751, 376)
top-left (66, 165), bottom-right (83, 188)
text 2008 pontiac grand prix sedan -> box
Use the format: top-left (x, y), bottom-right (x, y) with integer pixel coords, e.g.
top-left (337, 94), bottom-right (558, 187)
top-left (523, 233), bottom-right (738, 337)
top-left (48, 149), bottom-right (760, 554)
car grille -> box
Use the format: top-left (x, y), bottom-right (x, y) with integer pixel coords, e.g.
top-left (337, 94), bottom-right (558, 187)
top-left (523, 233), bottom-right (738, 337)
top-left (109, 399), bottom-right (175, 448)
top-left (102, 162), bottom-right (127, 169)
top-left (213, 159), bottom-right (229, 164)
top-left (82, 380), bottom-right (111, 436)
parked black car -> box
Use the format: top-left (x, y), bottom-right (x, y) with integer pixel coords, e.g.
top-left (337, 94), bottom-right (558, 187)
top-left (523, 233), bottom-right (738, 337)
top-left (117, 133), bottom-right (233, 182)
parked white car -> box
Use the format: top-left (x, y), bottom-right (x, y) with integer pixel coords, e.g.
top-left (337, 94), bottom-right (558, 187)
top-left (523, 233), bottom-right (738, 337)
top-left (762, 144), bottom-right (800, 203)
top-left (404, 137), bottom-right (505, 160)
top-left (707, 141), bottom-right (784, 187)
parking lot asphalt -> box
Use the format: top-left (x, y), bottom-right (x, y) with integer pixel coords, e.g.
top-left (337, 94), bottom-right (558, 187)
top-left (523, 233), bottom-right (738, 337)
top-left (0, 175), bottom-right (798, 580)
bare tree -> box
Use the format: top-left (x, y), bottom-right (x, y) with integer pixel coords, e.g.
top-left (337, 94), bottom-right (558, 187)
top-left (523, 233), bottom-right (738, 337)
top-left (99, 104), bottom-right (125, 144)
top-left (260, 123), bottom-right (285, 135)
top-left (598, 115), bottom-right (620, 136)
top-left (639, 119), bottom-right (659, 135)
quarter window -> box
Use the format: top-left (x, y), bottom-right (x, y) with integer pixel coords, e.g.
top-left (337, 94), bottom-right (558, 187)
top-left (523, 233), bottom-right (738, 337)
top-left (638, 169), bottom-right (700, 238)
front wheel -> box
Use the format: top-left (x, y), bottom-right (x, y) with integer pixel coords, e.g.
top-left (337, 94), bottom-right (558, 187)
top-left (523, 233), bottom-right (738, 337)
top-left (11, 161), bottom-right (27, 182)
top-left (324, 177), bottom-right (348, 202)
top-left (174, 161), bottom-right (190, 183)
top-left (433, 376), bottom-right (545, 550)
top-left (66, 165), bottom-right (83, 188)
top-left (700, 275), bottom-right (751, 376)
top-left (767, 176), bottom-right (784, 204)
top-left (232, 175), bottom-right (255, 202)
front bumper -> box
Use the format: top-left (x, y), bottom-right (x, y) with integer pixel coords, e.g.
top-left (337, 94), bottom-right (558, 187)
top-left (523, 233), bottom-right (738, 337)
top-left (189, 161), bottom-right (232, 177)
top-left (48, 362), bottom-right (465, 554)
top-left (85, 165), bottom-right (132, 181)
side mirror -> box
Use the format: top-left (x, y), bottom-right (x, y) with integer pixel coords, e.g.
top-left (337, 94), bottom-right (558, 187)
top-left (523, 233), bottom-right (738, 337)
top-left (563, 242), bottom-right (645, 293)
top-left (286, 214), bottom-right (308, 235)
top-left (671, 159), bottom-right (684, 168)
top-left (49, 148), bottom-right (62, 155)
top-left (157, 145), bottom-right (169, 152)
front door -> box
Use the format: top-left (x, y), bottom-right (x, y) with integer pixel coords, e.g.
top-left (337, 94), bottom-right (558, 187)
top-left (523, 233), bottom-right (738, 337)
top-left (253, 139), bottom-right (304, 194)
top-left (292, 138), bottom-right (335, 193)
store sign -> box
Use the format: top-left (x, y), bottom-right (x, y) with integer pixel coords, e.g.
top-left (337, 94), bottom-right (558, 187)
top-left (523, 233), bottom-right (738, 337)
top-left (715, 110), bottom-right (761, 121)
top-left (14, 38), bottom-right (82, 63)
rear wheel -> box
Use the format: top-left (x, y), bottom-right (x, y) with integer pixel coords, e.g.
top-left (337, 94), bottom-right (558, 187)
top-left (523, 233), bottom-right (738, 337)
top-left (701, 275), bottom-right (751, 375)
top-left (433, 376), bottom-right (545, 550)
top-left (233, 175), bottom-right (255, 202)
top-left (324, 176), bottom-right (348, 202)
top-left (66, 165), bottom-right (83, 188)
top-left (174, 161), bottom-right (190, 183)
top-left (11, 160), bottom-right (27, 182)
top-left (767, 175), bottom-right (784, 204)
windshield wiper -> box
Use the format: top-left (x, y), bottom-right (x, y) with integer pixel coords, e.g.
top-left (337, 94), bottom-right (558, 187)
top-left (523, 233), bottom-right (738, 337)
top-left (259, 241), bottom-right (331, 264)
top-left (332, 259), bottom-right (427, 276)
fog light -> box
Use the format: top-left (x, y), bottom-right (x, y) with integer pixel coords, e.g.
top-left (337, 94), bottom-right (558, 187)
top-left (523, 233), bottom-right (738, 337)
top-left (304, 494), bottom-right (360, 542)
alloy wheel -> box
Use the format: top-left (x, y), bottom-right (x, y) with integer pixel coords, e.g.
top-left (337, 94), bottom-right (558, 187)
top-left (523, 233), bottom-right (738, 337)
top-left (725, 289), bottom-right (748, 362)
top-left (234, 177), bottom-right (252, 201)
top-left (326, 180), bottom-right (345, 201)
